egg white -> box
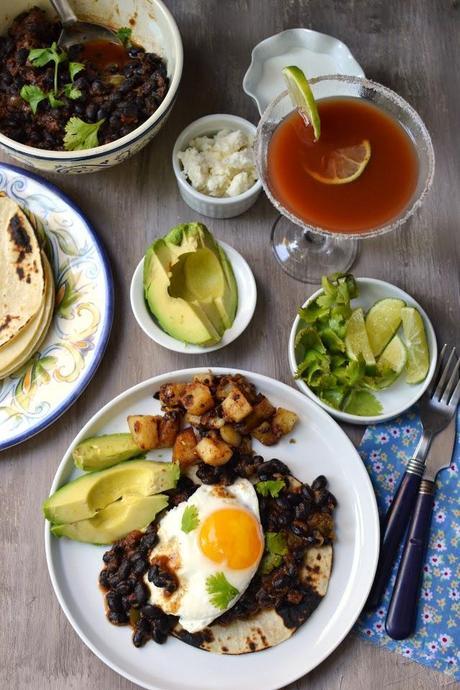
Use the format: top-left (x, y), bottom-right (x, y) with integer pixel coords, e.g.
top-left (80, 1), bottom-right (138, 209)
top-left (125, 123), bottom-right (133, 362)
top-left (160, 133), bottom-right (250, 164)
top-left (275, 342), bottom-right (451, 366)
top-left (144, 478), bottom-right (264, 633)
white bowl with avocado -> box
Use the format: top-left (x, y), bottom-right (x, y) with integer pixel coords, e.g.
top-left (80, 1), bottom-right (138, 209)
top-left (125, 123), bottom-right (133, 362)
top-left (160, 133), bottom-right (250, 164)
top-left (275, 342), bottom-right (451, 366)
top-left (288, 277), bottom-right (437, 424)
top-left (130, 223), bottom-right (257, 353)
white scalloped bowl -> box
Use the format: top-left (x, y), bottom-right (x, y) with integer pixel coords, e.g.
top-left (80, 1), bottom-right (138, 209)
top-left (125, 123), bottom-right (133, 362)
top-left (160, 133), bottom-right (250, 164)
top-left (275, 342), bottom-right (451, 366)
top-left (243, 28), bottom-right (364, 115)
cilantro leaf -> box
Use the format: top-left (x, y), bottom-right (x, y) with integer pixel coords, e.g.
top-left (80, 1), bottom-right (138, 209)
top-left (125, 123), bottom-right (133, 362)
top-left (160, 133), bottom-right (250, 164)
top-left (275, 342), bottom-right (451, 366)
top-left (63, 117), bottom-right (105, 151)
top-left (181, 505), bottom-right (199, 533)
top-left (343, 389), bottom-right (383, 416)
top-left (28, 42), bottom-right (67, 94)
top-left (256, 479), bottom-right (285, 498)
top-left (63, 83), bottom-right (82, 100)
top-left (206, 572), bottom-right (239, 610)
top-left (20, 84), bottom-right (47, 114)
top-left (116, 26), bottom-right (132, 46)
top-left (265, 531), bottom-right (288, 556)
top-left (48, 92), bottom-right (64, 108)
top-left (69, 61), bottom-right (84, 81)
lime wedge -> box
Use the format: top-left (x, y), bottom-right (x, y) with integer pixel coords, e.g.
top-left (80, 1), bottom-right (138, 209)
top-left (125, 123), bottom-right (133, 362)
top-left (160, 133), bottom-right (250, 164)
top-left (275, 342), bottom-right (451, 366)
top-left (378, 334), bottom-right (407, 375)
top-left (345, 308), bottom-right (376, 368)
top-left (365, 298), bottom-right (406, 355)
top-left (282, 66), bottom-right (321, 141)
top-left (307, 140), bottom-right (371, 185)
top-left (401, 307), bottom-right (430, 384)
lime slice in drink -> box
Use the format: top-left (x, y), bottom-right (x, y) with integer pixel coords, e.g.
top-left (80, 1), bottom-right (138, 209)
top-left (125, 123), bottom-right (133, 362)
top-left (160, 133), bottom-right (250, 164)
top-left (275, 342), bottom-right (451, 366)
top-left (401, 307), bottom-right (430, 383)
top-left (365, 297), bottom-right (406, 356)
top-left (282, 65), bottom-right (321, 141)
top-left (307, 140), bottom-right (371, 185)
top-left (345, 307), bottom-right (376, 368)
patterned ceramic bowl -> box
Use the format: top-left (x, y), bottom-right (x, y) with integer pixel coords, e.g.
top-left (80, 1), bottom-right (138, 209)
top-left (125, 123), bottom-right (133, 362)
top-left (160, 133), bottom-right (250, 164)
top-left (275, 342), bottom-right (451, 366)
top-left (0, 0), bottom-right (183, 174)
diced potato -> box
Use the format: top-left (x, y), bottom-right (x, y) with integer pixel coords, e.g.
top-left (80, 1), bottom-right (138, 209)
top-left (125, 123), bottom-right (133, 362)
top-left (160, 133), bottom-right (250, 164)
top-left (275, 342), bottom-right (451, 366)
top-left (272, 407), bottom-right (298, 437)
top-left (221, 387), bottom-right (253, 422)
top-left (158, 412), bottom-right (181, 448)
top-left (199, 410), bottom-right (225, 430)
top-left (215, 375), bottom-right (257, 403)
top-left (220, 424), bottom-right (242, 447)
top-left (252, 420), bottom-right (278, 446)
top-left (127, 415), bottom-right (159, 451)
top-left (184, 412), bottom-right (202, 427)
top-left (181, 383), bottom-right (215, 415)
top-left (172, 428), bottom-right (198, 468)
top-left (193, 373), bottom-right (215, 387)
top-left (159, 383), bottom-right (186, 408)
top-left (195, 435), bottom-right (233, 466)
top-left (238, 396), bottom-right (275, 434)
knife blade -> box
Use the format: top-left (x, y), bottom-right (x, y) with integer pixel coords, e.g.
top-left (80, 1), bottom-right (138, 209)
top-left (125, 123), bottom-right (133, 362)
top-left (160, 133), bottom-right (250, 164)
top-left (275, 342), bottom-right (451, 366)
top-left (423, 413), bottom-right (457, 482)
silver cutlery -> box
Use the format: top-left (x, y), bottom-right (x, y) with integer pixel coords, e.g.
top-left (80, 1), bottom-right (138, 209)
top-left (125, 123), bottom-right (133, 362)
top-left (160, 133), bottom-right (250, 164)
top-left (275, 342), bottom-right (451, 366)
top-left (366, 344), bottom-right (459, 610)
top-left (50, 0), bottom-right (123, 51)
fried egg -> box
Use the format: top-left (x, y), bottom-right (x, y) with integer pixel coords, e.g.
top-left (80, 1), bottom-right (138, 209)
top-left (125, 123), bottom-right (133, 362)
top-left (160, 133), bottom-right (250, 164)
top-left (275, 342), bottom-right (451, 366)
top-left (145, 478), bottom-right (264, 633)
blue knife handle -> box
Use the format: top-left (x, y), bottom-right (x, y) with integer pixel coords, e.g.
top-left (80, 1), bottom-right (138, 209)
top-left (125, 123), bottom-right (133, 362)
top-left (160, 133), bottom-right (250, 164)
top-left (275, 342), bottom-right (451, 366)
top-left (365, 470), bottom-right (422, 610)
top-left (385, 480), bottom-right (435, 639)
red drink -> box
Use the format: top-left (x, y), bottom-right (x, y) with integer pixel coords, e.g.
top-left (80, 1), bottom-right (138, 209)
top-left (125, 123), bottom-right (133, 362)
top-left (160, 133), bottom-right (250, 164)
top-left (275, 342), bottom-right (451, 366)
top-left (267, 97), bottom-right (419, 233)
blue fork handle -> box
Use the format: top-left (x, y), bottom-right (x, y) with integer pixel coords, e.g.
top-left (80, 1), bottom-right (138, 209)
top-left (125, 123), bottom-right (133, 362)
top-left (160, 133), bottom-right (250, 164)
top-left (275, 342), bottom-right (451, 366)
top-left (365, 471), bottom-right (422, 610)
top-left (385, 481), bottom-right (435, 639)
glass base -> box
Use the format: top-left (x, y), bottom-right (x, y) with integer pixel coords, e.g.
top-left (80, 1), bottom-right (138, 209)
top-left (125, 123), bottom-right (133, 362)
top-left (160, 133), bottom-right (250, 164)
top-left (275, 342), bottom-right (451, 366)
top-left (271, 215), bottom-right (360, 284)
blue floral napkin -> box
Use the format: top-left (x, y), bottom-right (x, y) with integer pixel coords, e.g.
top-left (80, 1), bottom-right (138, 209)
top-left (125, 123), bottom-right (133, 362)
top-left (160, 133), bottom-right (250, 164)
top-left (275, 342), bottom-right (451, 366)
top-left (354, 408), bottom-right (460, 680)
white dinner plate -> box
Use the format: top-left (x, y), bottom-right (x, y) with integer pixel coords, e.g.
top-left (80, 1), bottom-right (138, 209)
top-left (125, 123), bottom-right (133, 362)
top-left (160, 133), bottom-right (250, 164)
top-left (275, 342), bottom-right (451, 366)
top-left (45, 368), bottom-right (379, 690)
top-left (130, 241), bottom-right (257, 353)
top-left (288, 278), bottom-right (438, 424)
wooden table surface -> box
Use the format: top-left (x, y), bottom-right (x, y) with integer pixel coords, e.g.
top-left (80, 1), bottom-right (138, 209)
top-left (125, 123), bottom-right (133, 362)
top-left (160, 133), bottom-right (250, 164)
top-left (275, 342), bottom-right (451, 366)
top-left (1, 1), bottom-right (459, 688)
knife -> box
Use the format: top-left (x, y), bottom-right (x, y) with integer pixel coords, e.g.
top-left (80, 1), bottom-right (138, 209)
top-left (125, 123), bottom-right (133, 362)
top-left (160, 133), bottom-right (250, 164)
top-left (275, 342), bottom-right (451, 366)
top-left (385, 415), bottom-right (457, 639)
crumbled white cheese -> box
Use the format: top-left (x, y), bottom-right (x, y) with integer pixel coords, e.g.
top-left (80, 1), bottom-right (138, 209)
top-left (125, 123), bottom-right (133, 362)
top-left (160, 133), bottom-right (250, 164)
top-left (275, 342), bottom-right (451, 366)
top-left (177, 128), bottom-right (258, 198)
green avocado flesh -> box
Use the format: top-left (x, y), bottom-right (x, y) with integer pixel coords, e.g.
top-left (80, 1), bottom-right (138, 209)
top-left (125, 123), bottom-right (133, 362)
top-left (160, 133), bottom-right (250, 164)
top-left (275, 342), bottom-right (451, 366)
top-left (43, 460), bottom-right (179, 525)
top-left (51, 494), bottom-right (168, 544)
top-left (143, 222), bottom-right (238, 346)
top-left (73, 433), bottom-right (143, 472)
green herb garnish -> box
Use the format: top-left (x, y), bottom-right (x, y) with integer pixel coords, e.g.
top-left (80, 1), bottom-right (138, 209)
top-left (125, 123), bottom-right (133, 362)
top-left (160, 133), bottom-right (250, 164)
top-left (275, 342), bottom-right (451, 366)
top-left (63, 117), bottom-right (105, 151)
top-left (28, 42), bottom-right (68, 95)
top-left (63, 83), bottom-right (82, 100)
top-left (181, 505), bottom-right (199, 533)
top-left (259, 531), bottom-right (288, 575)
top-left (295, 272), bottom-right (384, 416)
top-left (256, 479), bottom-right (285, 498)
top-left (116, 26), bottom-right (132, 46)
top-left (69, 61), bottom-right (85, 81)
top-left (206, 572), bottom-right (239, 610)
top-left (19, 85), bottom-right (48, 114)
top-left (47, 92), bottom-right (64, 108)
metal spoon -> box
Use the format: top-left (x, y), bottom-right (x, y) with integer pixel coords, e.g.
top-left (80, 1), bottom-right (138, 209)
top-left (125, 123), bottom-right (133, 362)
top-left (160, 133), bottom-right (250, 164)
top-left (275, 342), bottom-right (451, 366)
top-left (49, 0), bottom-right (123, 51)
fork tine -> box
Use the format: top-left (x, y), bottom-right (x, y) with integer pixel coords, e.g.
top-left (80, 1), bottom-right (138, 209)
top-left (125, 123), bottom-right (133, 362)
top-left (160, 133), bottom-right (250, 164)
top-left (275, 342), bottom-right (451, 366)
top-left (428, 343), bottom-right (447, 396)
top-left (448, 377), bottom-right (460, 410)
top-left (434, 347), bottom-right (457, 400)
top-left (440, 357), bottom-right (460, 405)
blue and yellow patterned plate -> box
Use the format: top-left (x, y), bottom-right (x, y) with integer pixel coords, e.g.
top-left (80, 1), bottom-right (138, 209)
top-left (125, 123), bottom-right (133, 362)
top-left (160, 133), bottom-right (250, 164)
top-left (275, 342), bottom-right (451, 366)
top-left (0, 163), bottom-right (113, 451)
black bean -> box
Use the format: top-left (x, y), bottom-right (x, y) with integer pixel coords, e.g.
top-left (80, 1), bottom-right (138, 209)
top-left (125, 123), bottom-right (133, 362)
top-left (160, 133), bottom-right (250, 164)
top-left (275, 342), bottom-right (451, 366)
top-left (74, 102), bottom-right (85, 116)
top-left (117, 559), bottom-right (131, 579)
top-left (109, 112), bottom-right (121, 128)
top-left (141, 604), bottom-right (163, 620)
top-left (134, 582), bottom-right (148, 605)
top-left (295, 503), bottom-right (308, 520)
top-left (151, 622), bottom-right (168, 644)
top-left (128, 47), bottom-right (143, 58)
top-left (73, 76), bottom-right (88, 91)
top-left (96, 105), bottom-right (110, 121)
top-left (16, 47), bottom-right (28, 65)
top-left (115, 581), bottom-right (133, 596)
top-left (106, 592), bottom-right (123, 613)
top-left (131, 557), bottom-right (148, 577)
top-left (99, 569), bottom-right (110, 588)
top-left (290, 520), bottom-right (310, 538)
top-left (314, 489), bottom-right (330, 507)
top-left (85, 102), bottom-right (97, 122)
top-left (148, 564), bottom-right (177, 593)
top-left (90, 79), bottom-right (105, 95)
top-left (108, 610), bottom-right (129, 625)
top-left (312, 475), bottom-right (327, 491)
top-left (140, 532), bottom-right (158, 550)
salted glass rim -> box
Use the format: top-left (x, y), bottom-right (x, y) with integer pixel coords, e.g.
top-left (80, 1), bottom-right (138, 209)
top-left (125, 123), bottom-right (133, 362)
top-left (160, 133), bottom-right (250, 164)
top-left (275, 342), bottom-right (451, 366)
top-left (255, 74), bottom-right (435, 240)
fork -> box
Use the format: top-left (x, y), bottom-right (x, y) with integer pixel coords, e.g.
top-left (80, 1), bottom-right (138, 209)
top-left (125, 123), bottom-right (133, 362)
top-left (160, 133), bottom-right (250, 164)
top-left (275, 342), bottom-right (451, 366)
top-left (366, 345), bottom-right (460, 610)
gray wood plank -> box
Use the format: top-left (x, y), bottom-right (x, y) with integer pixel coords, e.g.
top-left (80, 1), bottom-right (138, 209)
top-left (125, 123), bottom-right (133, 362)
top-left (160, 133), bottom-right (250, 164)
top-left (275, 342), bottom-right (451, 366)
top-left (1, 1), bottom-right (459, 688)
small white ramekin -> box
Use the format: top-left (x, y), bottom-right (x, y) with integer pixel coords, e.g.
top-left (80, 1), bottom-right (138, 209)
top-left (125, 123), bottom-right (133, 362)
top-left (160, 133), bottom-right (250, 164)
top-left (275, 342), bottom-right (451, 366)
top-left (172, 114), bottom-right (262, 219)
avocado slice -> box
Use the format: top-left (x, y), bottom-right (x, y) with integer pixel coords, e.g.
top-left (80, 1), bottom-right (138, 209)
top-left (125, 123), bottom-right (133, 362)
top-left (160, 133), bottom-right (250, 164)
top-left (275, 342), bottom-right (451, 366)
top-left (143, 222), bottom-right (238, 345)
top-left (73, 433), bottom-right (143, 472)
top-left (51, 494), bottom-right (168, 544)
top-left (43, 460), bottom-right (179, 525)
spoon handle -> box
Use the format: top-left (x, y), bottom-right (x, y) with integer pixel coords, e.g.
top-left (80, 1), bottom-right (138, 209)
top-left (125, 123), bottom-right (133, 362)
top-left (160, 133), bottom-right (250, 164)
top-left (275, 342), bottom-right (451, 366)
top-left (49, 0), bottom-right (78, 27)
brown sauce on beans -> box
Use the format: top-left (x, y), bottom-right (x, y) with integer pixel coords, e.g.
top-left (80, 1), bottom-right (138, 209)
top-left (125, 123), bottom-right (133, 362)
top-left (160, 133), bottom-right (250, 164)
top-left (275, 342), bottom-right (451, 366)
top-left (79, 40), bottom-right (129, 70)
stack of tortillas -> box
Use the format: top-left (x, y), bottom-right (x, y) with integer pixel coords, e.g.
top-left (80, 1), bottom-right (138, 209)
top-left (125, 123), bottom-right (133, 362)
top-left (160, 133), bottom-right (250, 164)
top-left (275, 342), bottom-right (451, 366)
top-left (0, 196), bottom-right (55, 379)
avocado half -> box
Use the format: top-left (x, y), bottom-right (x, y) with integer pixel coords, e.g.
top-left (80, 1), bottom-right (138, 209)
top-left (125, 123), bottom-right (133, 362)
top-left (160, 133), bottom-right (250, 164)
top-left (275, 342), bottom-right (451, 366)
top-left (143, 223), bottom-right (238, 346)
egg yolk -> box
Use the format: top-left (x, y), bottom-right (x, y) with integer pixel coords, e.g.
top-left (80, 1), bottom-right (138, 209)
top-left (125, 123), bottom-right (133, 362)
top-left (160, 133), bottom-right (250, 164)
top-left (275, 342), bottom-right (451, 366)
top-left (199, 508), bottom-right (263, 569)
